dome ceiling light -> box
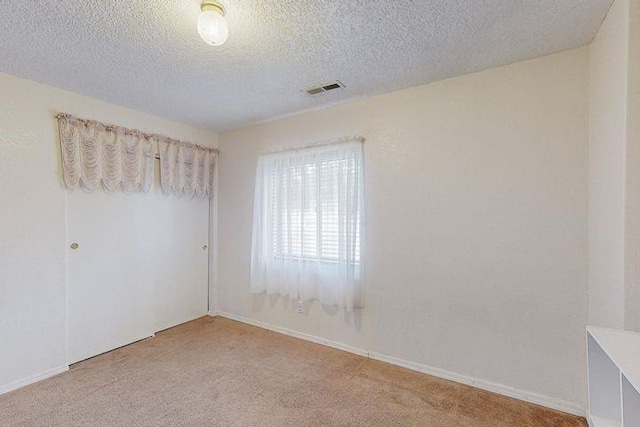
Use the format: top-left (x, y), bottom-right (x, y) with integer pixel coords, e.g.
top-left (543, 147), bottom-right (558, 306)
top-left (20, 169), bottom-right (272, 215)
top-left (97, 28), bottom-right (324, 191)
top-left (197, 0), bottom-right (228, 46)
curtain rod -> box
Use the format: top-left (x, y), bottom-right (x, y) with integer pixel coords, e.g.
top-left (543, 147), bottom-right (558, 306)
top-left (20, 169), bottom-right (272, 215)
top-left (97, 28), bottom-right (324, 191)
top-left (262, 135), bottom-right (365, 155)
top-left (55, 113), bottom-right (219, 154)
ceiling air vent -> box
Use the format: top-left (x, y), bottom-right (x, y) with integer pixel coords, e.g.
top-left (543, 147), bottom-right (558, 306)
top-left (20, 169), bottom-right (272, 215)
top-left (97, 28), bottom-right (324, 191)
top-left (306, 81), bottom-right (345, 96)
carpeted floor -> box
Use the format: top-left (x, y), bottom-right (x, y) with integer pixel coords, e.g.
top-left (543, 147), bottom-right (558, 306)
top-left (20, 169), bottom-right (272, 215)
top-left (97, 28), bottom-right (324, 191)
top-left (0, 316), bottom-right (586, 426)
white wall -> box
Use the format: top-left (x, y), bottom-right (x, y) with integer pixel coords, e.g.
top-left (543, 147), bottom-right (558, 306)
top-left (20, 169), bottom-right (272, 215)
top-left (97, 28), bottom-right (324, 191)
top-left (0, 71), bottom-right (218, 391)
top-left (625, 0), bottom-right (640, 332)
top-left (589, 0), bottom-right (629, 330)
top-left (589, 0), bottom-right (640, 333)
top-left (217, 48), bottom-right (589, 410)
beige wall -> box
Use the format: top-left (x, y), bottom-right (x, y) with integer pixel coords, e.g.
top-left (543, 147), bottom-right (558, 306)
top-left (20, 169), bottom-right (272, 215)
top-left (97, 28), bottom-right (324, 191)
top-left (217, 48), bottom-right (589, 411)
top-left (589, 0), bottom-right (629, 329)
top-left (0, 72), bottom-right (218, 391)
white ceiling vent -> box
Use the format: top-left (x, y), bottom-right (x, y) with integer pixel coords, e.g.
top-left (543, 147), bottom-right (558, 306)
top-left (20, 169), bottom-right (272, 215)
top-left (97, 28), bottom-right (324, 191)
top-left (306, 81), bottom-right (345, 96)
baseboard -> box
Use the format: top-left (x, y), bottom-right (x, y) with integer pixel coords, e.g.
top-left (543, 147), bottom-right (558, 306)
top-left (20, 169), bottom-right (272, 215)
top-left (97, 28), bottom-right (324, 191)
top-left (211, 311), bottom-right (585, 417)
top-left (366, 351), bottom-right (584, 416)
top-left (0, 365), bottom-right (69, 396)
top-left (215, 310), bottom-right (368, 357)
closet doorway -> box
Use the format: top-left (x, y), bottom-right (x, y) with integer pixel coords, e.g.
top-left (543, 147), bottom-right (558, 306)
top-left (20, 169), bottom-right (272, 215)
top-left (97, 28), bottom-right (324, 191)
top-left (66, 190), bottom-right (209, 364)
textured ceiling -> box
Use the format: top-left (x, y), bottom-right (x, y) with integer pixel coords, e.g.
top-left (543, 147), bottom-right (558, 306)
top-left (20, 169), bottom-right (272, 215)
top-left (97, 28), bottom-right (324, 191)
top-left (0, 0), bottom-right (612, 132)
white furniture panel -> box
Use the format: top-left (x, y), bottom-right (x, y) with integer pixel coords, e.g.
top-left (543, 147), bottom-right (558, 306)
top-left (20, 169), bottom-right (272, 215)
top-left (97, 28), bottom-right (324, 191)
top-left (588, 334), bottom-right (622, 424)
top-left (587, 326), bottom-right (640, 427)
top-left (623, 375), bottom-right (640, 427)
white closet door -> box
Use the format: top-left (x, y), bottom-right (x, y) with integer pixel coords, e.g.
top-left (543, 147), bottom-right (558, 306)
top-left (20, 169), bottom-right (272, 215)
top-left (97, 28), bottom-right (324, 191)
top-left (151, 196), bottom-right (210, 333)
top-left (66, 190), bottom-right (209, 365)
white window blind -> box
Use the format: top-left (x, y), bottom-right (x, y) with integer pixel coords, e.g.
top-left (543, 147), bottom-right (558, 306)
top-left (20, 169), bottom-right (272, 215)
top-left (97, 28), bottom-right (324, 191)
top-left (250, 138), bottom-right (365, 311)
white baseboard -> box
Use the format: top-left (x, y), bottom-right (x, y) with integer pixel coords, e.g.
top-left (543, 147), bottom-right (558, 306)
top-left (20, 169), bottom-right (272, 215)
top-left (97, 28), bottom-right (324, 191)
top-left (366, 351), bottom-right (584, 416)
top-left (214, 310), bottom-right (368, 357)
top-left (0, 365), bottom-right (69, 396)
top-left (211, 311), bottom-right (585, 417)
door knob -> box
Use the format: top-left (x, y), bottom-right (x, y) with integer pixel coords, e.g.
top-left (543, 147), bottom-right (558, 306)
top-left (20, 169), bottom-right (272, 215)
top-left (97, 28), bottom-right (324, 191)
top-left (70, 243), bottom-right (79, 250)
top-left (202, 245), bottom-right (208, 250)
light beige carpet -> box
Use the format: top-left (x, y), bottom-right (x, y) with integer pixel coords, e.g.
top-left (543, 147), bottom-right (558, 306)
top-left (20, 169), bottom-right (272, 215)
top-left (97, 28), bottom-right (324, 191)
top-left (0, 316), bottom-right (586, 426)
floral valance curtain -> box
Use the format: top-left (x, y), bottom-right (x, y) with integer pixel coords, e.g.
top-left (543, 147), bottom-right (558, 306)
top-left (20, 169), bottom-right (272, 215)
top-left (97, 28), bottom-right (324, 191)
top-left (157, 138), bottom-right (216, 198)
top-left (57, 113), bottom-right (217, 198)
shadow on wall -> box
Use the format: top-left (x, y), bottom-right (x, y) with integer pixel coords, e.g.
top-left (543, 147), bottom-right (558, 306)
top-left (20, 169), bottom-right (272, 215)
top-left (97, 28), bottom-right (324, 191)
top-left (251, 294), bottom-right (362, 331)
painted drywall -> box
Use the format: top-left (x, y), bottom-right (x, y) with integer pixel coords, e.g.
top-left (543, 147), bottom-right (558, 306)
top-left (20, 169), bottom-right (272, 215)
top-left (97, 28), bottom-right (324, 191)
top-left (0, 71), bottom-right (218, 391)
top-left (217, 48), bottom-right (589, 409)
top-left (624, 0), bottom-right (640, 333)
top-left (588, 0), bottom-right (629, 330)
top-left (589, 0), bottom-right (640, 333)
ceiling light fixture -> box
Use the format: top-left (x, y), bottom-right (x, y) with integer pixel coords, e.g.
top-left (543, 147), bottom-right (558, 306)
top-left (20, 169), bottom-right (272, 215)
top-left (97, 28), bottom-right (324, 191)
top-left (197, 0), bottom-right (228, 46)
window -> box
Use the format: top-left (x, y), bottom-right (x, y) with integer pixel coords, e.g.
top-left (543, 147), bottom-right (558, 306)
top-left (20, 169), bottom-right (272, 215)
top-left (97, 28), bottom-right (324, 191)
top-left (250, 139), bottom-right (365, 311)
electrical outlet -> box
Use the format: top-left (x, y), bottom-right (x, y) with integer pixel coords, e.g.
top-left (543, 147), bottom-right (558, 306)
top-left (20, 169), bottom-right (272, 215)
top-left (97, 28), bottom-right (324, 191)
top-left (296, 300), bottom-right (304, 314)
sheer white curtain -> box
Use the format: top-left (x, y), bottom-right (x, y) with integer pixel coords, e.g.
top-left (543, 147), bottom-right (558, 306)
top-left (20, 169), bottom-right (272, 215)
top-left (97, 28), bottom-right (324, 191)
top-left (250, 139), bottom-right (365, 311)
